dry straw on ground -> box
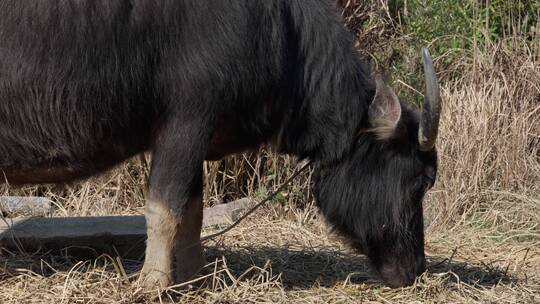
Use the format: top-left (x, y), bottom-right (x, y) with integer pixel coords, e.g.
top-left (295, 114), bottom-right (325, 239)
top-left (1, 2), bottom-right (539, 304)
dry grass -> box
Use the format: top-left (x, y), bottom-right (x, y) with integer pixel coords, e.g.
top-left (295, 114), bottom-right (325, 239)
top-left (1, 208), bottom-right (538, 303)
top-left (1, 3), bottom-right (540, 303)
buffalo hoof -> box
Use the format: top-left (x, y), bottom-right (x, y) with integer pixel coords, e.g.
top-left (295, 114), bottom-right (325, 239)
top-left (139, 267), bottom-right (173, 291)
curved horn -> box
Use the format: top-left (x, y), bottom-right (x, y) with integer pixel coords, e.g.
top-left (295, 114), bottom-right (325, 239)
top-left (418, 47), bottom-right (441, 151)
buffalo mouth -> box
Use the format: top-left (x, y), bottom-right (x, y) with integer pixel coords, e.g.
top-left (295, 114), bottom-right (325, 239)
top-left (375, 257), bottom-right (426, 288)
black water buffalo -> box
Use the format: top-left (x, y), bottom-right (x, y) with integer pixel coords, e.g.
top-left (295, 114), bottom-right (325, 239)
top-left (0, 0), bottom-right (440, 288)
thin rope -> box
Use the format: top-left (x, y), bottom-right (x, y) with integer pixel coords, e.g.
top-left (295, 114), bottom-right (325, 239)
top-left (186, 161), bottom-right (312, 249)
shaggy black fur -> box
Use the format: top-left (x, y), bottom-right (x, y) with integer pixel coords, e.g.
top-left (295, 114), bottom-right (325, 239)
top-left (314, 105), bottom-right (437, 286)
top-left (0, 0), bottom-right (437, 287)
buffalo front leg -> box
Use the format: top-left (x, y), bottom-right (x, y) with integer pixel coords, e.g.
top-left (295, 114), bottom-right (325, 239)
top-left (174, 193), bottom-right (205, 284)
top-left (140, 120), bottom-right (209, 289)
top-left (141, 193), bottom-right (205, 289)
top-left (140, 197), bottom-right (177, 288)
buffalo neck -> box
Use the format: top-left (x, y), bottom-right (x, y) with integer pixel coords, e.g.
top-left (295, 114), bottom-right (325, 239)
top-left (272, 1), bottom-right (374, 164)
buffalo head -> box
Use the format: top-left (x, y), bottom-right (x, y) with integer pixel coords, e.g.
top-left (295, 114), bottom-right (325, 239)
top-left (314, 48), bottom-right (441, 287)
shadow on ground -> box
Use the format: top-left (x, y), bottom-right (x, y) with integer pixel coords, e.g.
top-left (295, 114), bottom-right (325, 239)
top-left (204, 245), bottom-right (517, 289)
top-left (0, 244), bottom-right (516, 289)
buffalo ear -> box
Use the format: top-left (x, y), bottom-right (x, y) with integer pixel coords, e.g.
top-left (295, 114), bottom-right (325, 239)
top-left (368, 75), bottom-right (402, 138)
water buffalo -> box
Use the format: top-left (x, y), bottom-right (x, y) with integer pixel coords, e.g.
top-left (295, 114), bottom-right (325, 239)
top-left (0, 0), bottom-right (440, 288)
